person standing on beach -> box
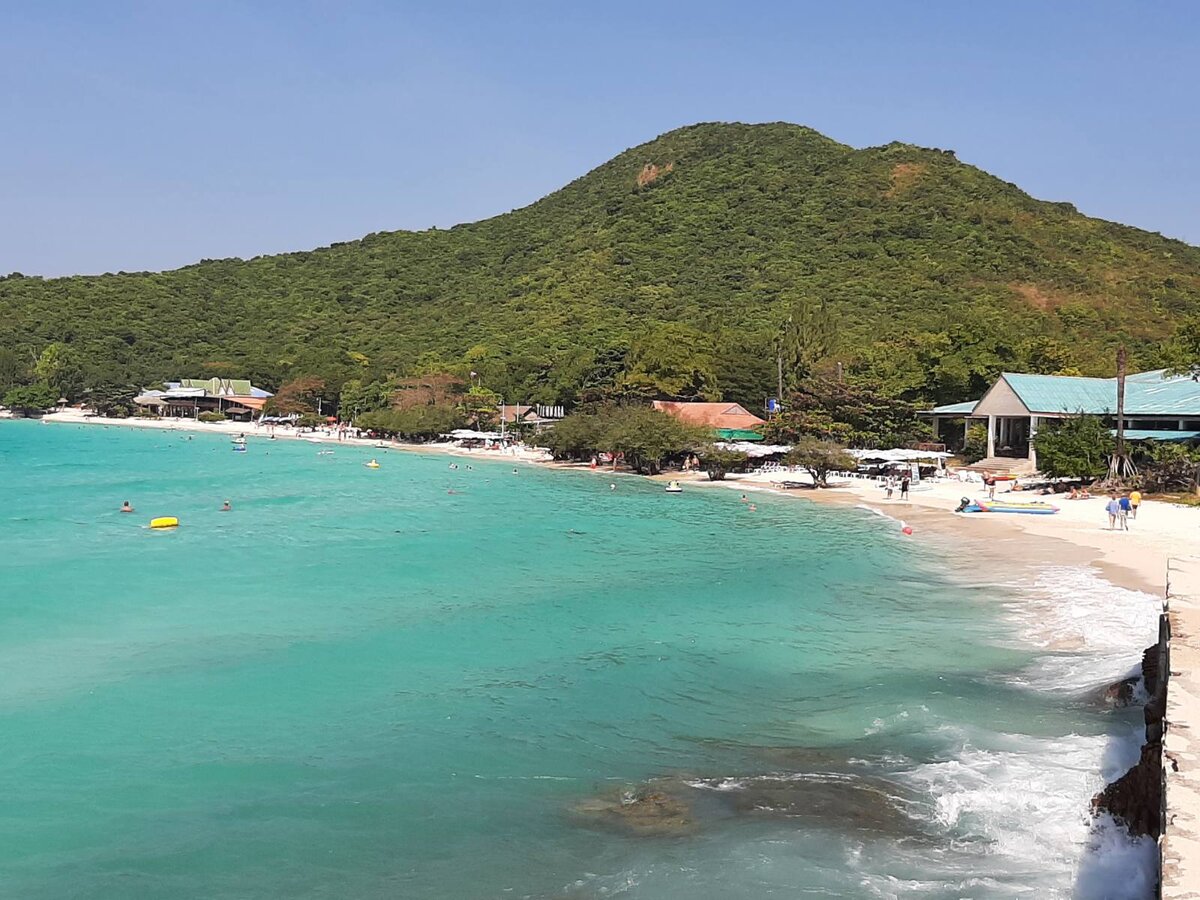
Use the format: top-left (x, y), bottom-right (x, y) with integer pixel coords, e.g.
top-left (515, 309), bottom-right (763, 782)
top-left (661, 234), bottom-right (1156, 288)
top-left (1130, 489), bottom-right (1142, 519)
top-left (1119, 494), bottom-right (1132, 529)
top-left (1105, 495), bottom-right (1121, 530)
top-left (900, 475), bottom-right (910, 500)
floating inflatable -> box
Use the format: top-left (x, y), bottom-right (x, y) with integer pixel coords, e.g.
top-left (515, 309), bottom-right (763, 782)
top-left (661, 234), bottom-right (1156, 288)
top-left (664, 480), bottom-right (683, 493)
top-left (149, 516), bottom-right (179, 529)
top-left (364, 459), bottom-right (381, 469)
top-left (957, 498), bottom-right (1058, 516)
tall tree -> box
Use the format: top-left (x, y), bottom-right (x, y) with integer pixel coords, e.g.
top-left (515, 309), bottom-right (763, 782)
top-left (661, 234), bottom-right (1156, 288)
top-left (776, 297), bottom-right (833, 394)
top-left (33, 342), bottom-right (83, 401)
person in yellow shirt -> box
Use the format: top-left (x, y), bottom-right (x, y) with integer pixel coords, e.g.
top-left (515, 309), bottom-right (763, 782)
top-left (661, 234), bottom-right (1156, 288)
top-left (1130, 489), bottom-right (1142, 519)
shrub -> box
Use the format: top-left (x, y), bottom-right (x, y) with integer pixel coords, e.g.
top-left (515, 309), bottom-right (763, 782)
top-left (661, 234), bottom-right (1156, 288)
top-left (1033, 415), bottom-right (1113, 480)
top-left (2, 382), bottom-right (59, 413)
top-left (197, 411), bottom-right (227, 423)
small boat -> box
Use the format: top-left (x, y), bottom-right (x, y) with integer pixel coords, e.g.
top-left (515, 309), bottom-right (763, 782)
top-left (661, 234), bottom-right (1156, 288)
top-left (232, 445), bottom-right (247, 453)
top-left (231, 436), bottom-right (246, 445)
top-left (957, 498), bottom-right (1058, 515)
top-left (149, 516), bottom-right (179, 529)
top-left (664, 480), bottom-right (683, 493)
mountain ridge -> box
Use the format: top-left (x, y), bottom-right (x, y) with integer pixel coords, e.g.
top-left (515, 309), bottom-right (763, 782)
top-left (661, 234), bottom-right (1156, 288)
top-left (3, 121), bottom-right (1200, 407)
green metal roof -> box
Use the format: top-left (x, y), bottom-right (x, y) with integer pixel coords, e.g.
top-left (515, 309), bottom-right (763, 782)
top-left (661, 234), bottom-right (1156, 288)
top-left (1120, 429), bottom-right (1200, 442)
top-left (1003, 370), bottom-right (1200, 417)
top-left (927, 400), bottom-right (977, 415)
top-left (1001, 373), bottom-right (1116, 414)
top-left (715, 428), bottom-right (764, 441)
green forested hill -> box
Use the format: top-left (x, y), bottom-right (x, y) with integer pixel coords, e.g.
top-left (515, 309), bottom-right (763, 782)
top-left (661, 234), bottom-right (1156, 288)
top-left (4, 121), bottom-right (1200, 407)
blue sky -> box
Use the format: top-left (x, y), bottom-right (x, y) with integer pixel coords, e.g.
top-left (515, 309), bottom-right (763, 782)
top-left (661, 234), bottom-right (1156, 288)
top-left (2, 1), bottom-right (1196, 276)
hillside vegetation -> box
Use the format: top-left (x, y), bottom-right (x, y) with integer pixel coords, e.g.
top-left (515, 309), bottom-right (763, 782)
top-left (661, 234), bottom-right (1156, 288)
top-left (4, 121), bottom-right (1200, 408)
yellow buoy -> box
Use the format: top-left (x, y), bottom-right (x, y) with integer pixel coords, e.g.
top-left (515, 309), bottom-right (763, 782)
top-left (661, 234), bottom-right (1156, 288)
top-left (149, 516), bottom-right (179, 529)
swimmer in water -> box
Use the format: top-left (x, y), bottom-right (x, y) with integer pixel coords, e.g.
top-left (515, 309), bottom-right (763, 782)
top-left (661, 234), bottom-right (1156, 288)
top-left (610, 483), bottom-right (616, 491)
top-left (220, 500), bottom-right (232, 511)
top-left (449, 463), bottom-right (458, 470)
top-left (740, 494), bottom-right (748, 502)
top-left (748, 504), bottom-right (757, 512)
top-left (512, 468), bottom-right (518, 475)
top-left (120, 500), bottom-right (134, 513)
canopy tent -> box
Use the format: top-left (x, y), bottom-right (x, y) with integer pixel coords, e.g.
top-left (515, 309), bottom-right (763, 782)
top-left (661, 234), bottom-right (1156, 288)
top-left (848, 448), bottom-right (954, 462)
top-left (714, 441), bottom-right (792, 459)
top-left (715, 428), bottom-right (764, 441)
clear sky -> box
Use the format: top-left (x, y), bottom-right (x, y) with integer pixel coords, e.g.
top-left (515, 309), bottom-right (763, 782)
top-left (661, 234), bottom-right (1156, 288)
top-left (3, 1), bottom-right (1196, 276)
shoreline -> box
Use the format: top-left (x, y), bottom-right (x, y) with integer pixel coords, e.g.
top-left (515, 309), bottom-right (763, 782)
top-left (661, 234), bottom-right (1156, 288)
top-left (26, 410), bottom-right (1184, 595)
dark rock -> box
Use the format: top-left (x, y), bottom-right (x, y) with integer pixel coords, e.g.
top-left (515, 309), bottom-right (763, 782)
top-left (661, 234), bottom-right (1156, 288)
top-left (1093, 737), bottom-right (1162, 838)
top-left (1092, 634), bottom-right (1167, 838)
top-left (1094, 675), bottom-right (1141, 708)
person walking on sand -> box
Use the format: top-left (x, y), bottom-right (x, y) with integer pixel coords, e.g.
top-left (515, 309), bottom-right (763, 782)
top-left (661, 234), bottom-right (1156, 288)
top-left (900, 476), bottom-right (910, 500)
top-left (1130, 489), bottom-right (1142, 519)
top-left (1105, 495), bottom-right (1121, 531)
top-left (1119, 494), bottom-right (1132, 530)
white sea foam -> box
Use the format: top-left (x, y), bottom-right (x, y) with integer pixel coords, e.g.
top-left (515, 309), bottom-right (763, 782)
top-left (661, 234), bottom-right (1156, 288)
top-left (1003, 566), bottom-right (1161, 692)
top-left (893, 564), bottom-right (1162, 897)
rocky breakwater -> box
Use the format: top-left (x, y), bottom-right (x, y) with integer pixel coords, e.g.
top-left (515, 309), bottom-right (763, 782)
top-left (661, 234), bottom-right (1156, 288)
top-left (1094, 625), bottom-right (1169, 840)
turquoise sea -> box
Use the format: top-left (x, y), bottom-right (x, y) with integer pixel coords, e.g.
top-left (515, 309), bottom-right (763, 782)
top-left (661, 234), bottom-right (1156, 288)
top-left (0, 422), bottom-right (1159, 898)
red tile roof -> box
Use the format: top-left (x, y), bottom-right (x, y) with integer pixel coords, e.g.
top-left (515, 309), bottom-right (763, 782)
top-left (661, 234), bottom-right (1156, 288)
top-left (651, 401), bottom-right (766, 430)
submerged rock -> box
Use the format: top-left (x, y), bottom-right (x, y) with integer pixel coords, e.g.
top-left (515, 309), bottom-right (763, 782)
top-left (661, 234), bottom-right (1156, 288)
top-left (571, 769), bottom-right (920, 839)
top-left (685, 772), bottom-right (921, 836)
top-left (571, 788), bottom-right (695, 836)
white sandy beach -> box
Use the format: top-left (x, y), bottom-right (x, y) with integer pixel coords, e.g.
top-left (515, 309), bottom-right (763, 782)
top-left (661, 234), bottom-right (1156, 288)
top-left (33, 409), bottom-right (554, 462)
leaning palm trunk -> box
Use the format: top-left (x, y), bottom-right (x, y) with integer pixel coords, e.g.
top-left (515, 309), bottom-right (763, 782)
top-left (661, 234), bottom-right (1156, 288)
top-left (1106, 345), bottom-right (1136, 483)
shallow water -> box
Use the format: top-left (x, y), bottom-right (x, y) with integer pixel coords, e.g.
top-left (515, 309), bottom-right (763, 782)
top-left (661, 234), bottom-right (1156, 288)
top-left (0, 422), bottom-right (1159, 898)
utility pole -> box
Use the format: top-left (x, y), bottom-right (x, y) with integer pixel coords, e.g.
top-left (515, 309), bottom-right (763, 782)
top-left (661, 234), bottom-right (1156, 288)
top-left (776, 348), bottom-right (784, 410)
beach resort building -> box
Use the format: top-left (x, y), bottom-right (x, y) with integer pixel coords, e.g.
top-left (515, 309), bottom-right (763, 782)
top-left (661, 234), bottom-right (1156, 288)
top-left (498, 404), bottom-right (565, 433)
top-left (134, 378), bottom-right (273, 421)
top-left (651, 401), bottom-right (767, 441)
top-left (925, 369), bottom-right (1200, 467)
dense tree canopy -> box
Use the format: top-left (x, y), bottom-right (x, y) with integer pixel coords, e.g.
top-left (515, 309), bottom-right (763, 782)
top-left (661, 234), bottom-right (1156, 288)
top-left (542, 407), bottom-right (709, 474)
top-left (4, 122), bottom-right (1200, 412)
top-left (763, 377), bottom-right (930, 448)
